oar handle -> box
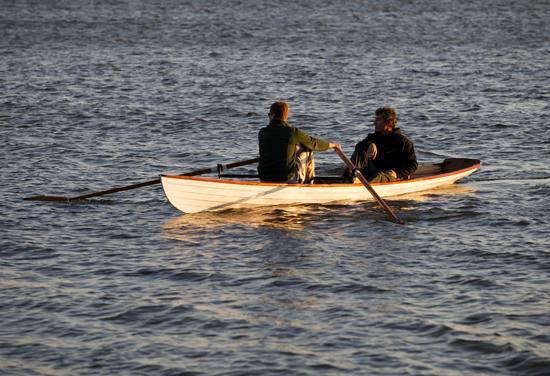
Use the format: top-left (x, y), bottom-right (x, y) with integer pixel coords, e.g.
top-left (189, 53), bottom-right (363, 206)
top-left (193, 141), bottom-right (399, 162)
top-left (335, 148), bottom-right (403, 224)
top-left (221, 157), bottom-right (260, 171)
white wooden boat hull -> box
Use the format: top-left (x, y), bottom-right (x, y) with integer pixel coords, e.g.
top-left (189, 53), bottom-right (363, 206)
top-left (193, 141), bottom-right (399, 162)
top-left (161, 158), bottom-right (480, 213)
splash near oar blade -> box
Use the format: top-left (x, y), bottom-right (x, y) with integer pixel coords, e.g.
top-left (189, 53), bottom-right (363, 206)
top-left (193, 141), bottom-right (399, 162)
top-left (25, 157), bottom-right (259, 202)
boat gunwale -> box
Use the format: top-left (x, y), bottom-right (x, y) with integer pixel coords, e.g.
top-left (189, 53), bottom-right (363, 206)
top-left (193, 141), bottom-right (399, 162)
top-left (161, 159), bottom-right (481, 188)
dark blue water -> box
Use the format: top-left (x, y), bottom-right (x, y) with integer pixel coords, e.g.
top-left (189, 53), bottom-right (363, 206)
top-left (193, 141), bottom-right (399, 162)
top-left (2, 1), bottom-right (550, 375)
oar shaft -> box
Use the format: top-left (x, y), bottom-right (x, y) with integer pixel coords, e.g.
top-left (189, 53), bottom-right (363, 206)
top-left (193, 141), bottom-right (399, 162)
top-left (69, 157), bottom-right (259, 200)
top-left (68, 178), bottom-right (161, 200)
top-left (335, 148), bottom-right (403, 224)
top-left (29, 157), bottom-right (259, 201)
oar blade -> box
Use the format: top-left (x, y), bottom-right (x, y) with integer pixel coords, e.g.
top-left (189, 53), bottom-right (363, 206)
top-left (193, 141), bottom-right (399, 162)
top-left (24, 195), bottom-right (70, 202)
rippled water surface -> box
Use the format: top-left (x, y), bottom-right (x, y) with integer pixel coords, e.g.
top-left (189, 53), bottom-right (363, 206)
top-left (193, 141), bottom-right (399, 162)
top-left (1, 0), bottom-right (550, 375)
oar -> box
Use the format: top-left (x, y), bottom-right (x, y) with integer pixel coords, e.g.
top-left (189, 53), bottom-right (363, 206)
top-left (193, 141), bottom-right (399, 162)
top-left (335, 148), bottom-right (403, 224)
top-left (25, 157), bottom-right (260, 202)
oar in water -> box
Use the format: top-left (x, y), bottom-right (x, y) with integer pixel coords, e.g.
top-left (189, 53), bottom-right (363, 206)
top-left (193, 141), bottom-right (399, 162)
top-left (335, 148), bottom-right (404, 224)
top-left (25, 157), bottom-right (260, 202)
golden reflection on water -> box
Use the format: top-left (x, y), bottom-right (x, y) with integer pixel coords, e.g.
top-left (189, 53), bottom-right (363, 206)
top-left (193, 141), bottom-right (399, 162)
top-left (393, 184), bottom-right (475, 202)
top-left (393, 184), bottom-right (476, 210)
top-left (161, 184), bottom-right (477, 240)
top-left (161, 205), bottom-right (318, 241)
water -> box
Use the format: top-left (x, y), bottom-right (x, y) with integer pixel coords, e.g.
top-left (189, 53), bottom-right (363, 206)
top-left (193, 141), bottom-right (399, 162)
top-left (1, 0), bottom-right (549, 375)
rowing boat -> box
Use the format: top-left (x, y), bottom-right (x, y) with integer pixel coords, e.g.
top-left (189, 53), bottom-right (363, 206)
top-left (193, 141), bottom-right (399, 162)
top-left (161, 158), bottom-right (481, 213)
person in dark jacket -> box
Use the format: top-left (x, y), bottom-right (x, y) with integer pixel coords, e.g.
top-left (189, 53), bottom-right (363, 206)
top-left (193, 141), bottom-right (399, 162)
top-left (344, 106), bottom-right (417, 183)
top-left (258, 101), bottom-right (341, 183)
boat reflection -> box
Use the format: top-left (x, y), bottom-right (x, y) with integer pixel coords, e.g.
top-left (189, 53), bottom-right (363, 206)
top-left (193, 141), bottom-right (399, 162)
top-left (161, 184), bottom-right (476, 240)
top-left (161, 205), bottom-right (324, 240)
top-left (391, 184), bottom-right (476, 207)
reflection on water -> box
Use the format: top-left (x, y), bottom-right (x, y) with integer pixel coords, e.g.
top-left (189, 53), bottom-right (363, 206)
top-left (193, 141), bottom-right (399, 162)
top-left (3, 0), bottom-right (549, 373)
top-left (392, 184), bottom-right (477, 207)
top-left (161, 205), bottom-right (323, 239)
top-left (161, 184), bottom-right (477, 239)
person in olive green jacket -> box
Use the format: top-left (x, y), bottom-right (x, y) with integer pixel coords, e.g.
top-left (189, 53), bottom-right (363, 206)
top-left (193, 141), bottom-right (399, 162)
top-left (258, 101), bottom-right (341, 183)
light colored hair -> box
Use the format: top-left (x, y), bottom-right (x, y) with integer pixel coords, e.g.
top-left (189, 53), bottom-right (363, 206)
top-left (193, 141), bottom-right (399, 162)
top-left (270, 101), bottom-right (289, 121)
top-left (375, 106), bottom-right (398, 129)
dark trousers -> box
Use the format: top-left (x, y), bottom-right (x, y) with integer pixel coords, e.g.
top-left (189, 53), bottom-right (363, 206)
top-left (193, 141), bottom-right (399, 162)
top-left (343, 150), bottom-right (397, 183)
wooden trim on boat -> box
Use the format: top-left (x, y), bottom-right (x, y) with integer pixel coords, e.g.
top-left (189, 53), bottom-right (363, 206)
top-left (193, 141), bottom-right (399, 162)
top-left (161, 159), bottom-right (481, 188)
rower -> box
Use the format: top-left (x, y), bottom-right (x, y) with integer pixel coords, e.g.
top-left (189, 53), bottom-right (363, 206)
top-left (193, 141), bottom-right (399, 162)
top-left (258, 101), bottom-right (341, 183)
top-left (344, 106), bottom-right (417, 183)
